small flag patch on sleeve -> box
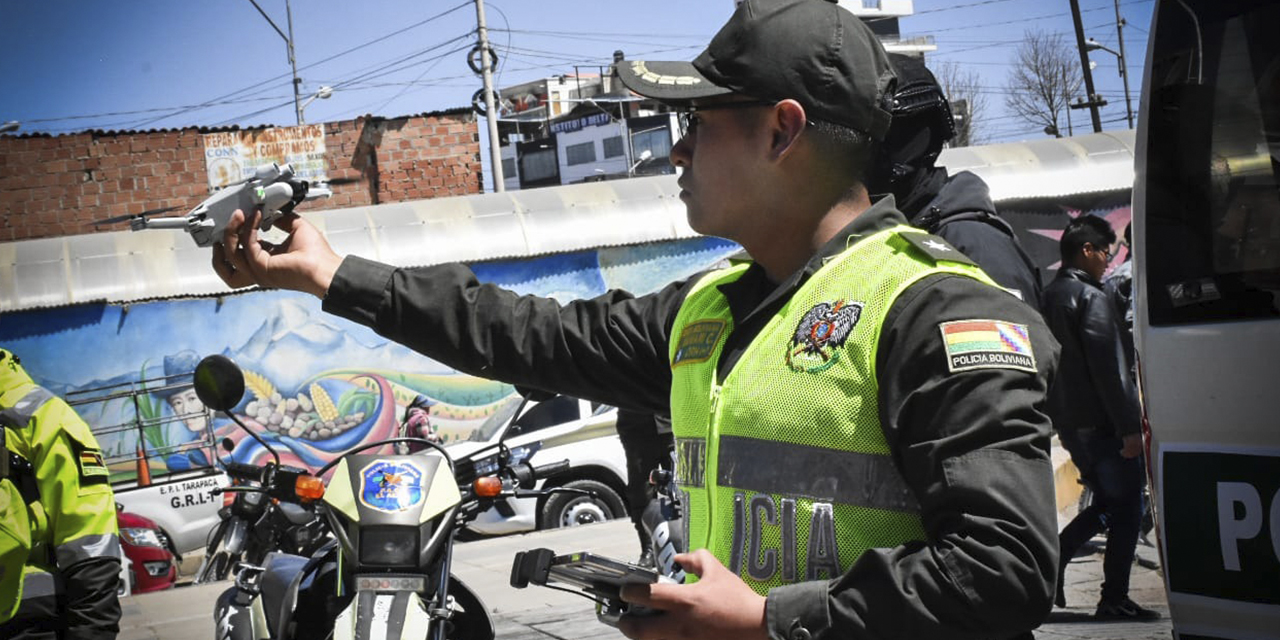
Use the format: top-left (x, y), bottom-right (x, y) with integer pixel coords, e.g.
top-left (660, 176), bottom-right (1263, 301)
top-left (939, 319), bottom-right (1037, 373)
top-left (79, 450), bottom-right (109, 479)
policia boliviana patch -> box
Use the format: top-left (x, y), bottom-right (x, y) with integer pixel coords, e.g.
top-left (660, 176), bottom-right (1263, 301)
top-left (939, 319), bottom-right (1036, 373)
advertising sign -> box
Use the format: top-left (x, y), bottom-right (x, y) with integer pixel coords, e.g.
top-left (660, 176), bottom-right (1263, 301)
top-left (202, 124), bottom-right (327, 191)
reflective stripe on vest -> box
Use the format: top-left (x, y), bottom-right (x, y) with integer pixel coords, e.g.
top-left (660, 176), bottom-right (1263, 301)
top-left (18, 569), bottom-right (57, 600)
top-left (669, 225), bottom-right (996, 593)
top-left (0, 387), bottom-right (55, 428)
top-left (55, 533), bottom-right (121, 568)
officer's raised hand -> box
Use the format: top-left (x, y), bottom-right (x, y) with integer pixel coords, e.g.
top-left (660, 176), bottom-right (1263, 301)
top-left (618, 549), bottom-right (768, 640)
top-left (212, 208), bottom-right (342, 298)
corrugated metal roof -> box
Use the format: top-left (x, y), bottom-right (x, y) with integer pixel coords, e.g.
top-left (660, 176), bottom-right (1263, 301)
top-left (0, 175), bottom-right (692, 312)
top-left (939, 129), bottom-right (1135, 200)
top-left (0, 130), bottom-right (1136, 313)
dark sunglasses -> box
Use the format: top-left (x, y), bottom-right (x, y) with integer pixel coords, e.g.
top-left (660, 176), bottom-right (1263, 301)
top-left (676, 100), bottom-right (775, 137)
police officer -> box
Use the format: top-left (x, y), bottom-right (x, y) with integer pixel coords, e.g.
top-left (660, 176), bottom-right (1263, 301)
top-left (0, 349), bottom-right (121, 640)
top-left (2, 412), bottom-right (33, 624)
top-left (873, 53), bottom-right (1043, 308)
top-left (210, 2), bottom-right (1061, 638)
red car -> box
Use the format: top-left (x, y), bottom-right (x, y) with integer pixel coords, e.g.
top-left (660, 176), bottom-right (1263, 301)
top-left (117, 506), bottom-right (179, 594)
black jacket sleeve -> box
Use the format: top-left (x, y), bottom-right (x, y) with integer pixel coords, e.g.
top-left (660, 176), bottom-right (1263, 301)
top-left (766, 274), bottom-right (1061, 640)
top-left (322, 255), bottom-right (688, 414)
top-left (61, 558), bottom-right (122, 640)
top-left (1076, 287), bottom-right (1141, 435)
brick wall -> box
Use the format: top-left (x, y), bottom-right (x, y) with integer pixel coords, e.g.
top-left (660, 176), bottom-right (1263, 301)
top-left (0, 109), bottom-right (482, 242)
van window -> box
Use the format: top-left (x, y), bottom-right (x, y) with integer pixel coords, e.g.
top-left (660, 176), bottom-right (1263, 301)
top-left (1144, 1), bottom-right (1280, 324)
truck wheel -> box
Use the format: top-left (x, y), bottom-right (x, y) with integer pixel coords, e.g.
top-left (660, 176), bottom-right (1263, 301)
top-left (541, 480), bottom-right (625, 529)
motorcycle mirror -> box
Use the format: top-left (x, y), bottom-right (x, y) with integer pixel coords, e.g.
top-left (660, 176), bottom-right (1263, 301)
top-left (222, 438), bottom-right (236, 453)
top-left (194, 355), bottom-right (245, 412)
top-left (195, 354), bottom-right (281, 467)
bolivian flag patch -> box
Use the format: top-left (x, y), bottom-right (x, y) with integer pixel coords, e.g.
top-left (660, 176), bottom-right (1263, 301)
top-left (939, 319), bottom-right (1036, 373)
top-left (79, 450), bottom-right (109, 479)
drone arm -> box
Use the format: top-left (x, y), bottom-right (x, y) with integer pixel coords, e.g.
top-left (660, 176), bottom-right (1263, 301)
top-left (141, 217), bottom-right (195, 230)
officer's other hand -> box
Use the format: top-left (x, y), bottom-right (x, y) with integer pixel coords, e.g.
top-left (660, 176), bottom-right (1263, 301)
top-left (617, 548), bottom-right (767, 640)
top-left (212, 209), bottom-right (343, 298)
top-left (1120, 433), bottom-right (1143, 459)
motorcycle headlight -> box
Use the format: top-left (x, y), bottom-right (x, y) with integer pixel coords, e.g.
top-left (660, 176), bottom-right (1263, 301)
top-left (359, 527), bottom-right (418, 566)
top-left (120, 527), bottom-right (164, 548)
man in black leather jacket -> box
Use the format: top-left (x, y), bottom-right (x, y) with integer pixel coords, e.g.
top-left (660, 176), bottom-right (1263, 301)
top-left (872, 53), bottom-right (1043, 308)
top-left (1040, 215), bottom-right (1158, 621)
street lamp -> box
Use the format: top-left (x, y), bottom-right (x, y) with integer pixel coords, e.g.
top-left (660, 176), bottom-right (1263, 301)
top-left (299, 86), bottom-right (333, 124)
top-left (1086, 37), bottom-right (1134, 128)
top-left (0, 121), bottom-right (18, 133)
top-left (628, 149), bottom-right (653, 176)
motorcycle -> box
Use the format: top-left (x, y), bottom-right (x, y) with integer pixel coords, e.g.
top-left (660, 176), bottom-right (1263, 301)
top-left (194, 440), bottom-right (326, 585)
top-left (192, 354), bottom-right (579, 640)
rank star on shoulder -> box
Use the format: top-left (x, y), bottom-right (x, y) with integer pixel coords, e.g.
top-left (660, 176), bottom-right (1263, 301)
top-left (924, 240), bottom-right (950, 251)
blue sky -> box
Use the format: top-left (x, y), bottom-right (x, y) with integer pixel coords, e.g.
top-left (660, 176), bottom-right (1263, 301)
top-left (0, 0), bottom-right (1151, 158)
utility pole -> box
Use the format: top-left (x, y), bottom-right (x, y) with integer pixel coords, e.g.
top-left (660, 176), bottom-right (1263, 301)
top-left (1067, 0), bottom-right (1103, 133)
top-left (474, 0), bottom-right (505, 192)
top-left (1114, 0), bottom-right (1135, 128)
top-left (248, 0), bottom-right (304, 125)
top-left (286, 0), bottom-right (302, 125)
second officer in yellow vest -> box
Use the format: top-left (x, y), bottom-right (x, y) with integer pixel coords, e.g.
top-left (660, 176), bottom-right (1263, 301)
top-left (207, 2), bottom-right (1061, 638)
top-left (1, 349), bottom-right (121, 640)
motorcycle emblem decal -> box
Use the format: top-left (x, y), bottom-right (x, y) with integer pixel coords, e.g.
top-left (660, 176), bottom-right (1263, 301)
top-left (786, 300), bottom-right (862, 373)
top-left (359, 460), bottom-right (425, 513)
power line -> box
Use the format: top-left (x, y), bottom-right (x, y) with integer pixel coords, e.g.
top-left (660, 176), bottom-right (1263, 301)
top-left (117, 1), bottom-right (474, 130)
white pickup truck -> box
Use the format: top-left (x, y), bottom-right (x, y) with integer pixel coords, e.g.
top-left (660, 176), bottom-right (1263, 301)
top-left (68, 380), bottom-right (228, 558)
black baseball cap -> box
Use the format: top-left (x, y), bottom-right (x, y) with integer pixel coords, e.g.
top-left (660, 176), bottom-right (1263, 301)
top-left (615, 0), bottom-right (897, 141)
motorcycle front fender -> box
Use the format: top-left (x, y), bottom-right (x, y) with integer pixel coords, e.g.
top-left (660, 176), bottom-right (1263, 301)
top-left (332, 590), bottom-right (434, 640)
top-left (214, 585), bottom-right (270, 640)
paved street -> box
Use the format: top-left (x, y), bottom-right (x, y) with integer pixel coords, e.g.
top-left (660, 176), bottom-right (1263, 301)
top-left (119, 518), bottom-right (1170, 640)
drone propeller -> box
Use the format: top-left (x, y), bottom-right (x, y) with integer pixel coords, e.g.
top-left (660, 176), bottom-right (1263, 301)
top-left (313, 176), bottom-right (362, 186)
top-left (91, 206), bottom-right (185, 226)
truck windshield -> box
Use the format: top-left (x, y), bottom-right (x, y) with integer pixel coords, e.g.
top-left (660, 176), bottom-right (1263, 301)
top-left (468, 396), bottom-right (523, 443)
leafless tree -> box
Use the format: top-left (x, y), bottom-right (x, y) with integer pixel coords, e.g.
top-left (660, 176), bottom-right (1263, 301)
top-left (935, 60), bottom-right (987, 147)
top-left (1004, 30), bottom-right (1083, 137)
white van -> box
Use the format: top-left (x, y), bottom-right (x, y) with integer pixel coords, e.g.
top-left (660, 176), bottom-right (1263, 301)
top-left (1135, 2), bottom-right (1280, 637)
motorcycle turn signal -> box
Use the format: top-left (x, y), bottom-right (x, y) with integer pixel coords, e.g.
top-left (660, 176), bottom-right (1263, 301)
top-left (473, 476), bottom-right (503, 498)
top-left (295, 475), bottom-right (326, 501)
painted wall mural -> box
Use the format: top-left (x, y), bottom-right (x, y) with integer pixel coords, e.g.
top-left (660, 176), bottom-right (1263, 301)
top-left (0, 236), bottom-right (741, 483)
top-left (0, 195), bottom-right (1134, 486)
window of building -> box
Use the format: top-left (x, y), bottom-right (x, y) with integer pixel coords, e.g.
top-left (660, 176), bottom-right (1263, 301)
top-left (565, 141), bottom-right (597, 166)
top-left (501, 157), bottom-right (517, 178)
top-left (603, 136), bottom-right (625, 159)
top-left (520, 149), bottom-right (558, 183)
top-left (632, 128), bottom-right (673, 162)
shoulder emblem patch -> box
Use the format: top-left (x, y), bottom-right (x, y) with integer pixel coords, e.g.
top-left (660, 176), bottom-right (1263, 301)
top-left (901, 233), bottom-right (977, 267)
top-left (787, 300), bottom-right (863, 373)
top-left (940, 319), bottom-right (1036, 373)
top-left (673, 320), bottom-right (726, 367)
top-left (79, 449), bottom-right (109, 479)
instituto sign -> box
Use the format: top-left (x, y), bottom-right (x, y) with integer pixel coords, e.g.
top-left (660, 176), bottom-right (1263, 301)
top-left (201, 125), bottom-right (328, 191)
top-left (549, 112), bottom-right (612, 135)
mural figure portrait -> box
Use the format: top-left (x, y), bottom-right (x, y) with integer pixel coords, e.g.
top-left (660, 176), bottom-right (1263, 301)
top-left (158, 350), bottom-right (212, 472)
